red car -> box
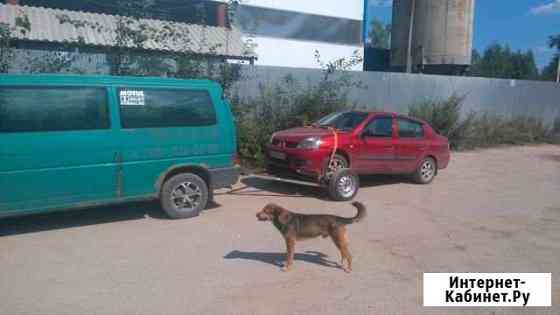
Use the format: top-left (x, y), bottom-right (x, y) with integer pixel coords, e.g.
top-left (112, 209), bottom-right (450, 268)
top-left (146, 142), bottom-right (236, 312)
top-left (266, 111), bottom-right (450, 200)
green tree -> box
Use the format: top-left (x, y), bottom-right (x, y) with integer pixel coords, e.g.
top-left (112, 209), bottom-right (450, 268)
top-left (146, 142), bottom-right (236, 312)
top-left (0, 11), bottom-right (31, 73)
top-left (55, 0), bottom-right (244, 92)
top-left (469, 43), bottom-right (539, 80)
top-left (541, 34), bottom-right (559, 81)
top-left (541, 56), bottom-right (559, 81)
top-left (367, 19), bottom-right (391, 49)
top-left (549, 34), bottom-right (560, 50)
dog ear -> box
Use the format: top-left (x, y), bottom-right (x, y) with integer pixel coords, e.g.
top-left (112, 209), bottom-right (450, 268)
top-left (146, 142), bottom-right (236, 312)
top-left (278, 209), bottom-right (292, 225)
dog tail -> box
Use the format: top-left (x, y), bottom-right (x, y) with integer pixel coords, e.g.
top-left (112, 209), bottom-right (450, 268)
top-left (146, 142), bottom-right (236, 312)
top-left (337, 201), bottom-right (367, 225)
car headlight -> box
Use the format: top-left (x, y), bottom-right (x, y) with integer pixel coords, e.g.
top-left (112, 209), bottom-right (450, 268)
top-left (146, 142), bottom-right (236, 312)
top-left (297, 137), bottom-right (323, 149)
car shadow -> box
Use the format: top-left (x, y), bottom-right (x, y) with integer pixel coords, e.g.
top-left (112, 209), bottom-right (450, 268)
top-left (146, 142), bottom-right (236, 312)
top-left (224, 175), bottom-right (410, 200)
top-left (360, 174), bottom-right (415, 187)
top-left (224, 249), bottom-right (341, 270)
top-left (0, 200), bottom-right (221, 237)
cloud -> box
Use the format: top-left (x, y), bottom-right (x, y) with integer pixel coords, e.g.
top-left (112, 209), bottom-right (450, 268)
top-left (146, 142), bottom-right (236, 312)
top-left (369, 0), bottom-right (393, 8)
top-left (530, 0), bottom-right (560, 15)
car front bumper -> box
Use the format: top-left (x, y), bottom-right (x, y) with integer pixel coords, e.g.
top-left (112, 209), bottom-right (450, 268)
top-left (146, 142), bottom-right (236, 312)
top-left (266, 146), bottom-right (331, 179)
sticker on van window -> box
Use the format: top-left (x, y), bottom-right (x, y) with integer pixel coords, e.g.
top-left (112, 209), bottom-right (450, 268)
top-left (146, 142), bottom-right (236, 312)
top-left (120, 90), bottom-right (145, 106)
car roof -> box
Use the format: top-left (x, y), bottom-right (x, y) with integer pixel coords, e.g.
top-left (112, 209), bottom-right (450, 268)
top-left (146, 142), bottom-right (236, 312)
top-left (343, 110), bottom-right (428, 125)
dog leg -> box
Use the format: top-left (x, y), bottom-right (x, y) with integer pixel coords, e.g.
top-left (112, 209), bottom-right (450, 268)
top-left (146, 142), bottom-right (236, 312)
top-left (330, 232), bottom-right (346, 270)
top-left (340, 230), bottom-right (352, 273)
top-left (283, 237), bottom-right (295, 272)
top-left (331, 226), bottom-right (352, 273)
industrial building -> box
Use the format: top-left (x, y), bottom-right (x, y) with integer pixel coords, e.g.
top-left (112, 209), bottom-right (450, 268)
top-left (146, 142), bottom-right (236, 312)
top-left (231, 0), bottom-right (365, 69)
top-left (391, 0), bottom-right (475, 75)
top-left (0, 0), bottom-right (253, 74)
top-left (2, 0), bottom-right (366, 70)
top-left (2, 0), bottom-right (476, 74)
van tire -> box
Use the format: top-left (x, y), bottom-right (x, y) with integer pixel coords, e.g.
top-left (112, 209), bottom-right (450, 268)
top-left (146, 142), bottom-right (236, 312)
top-left (160, 173), bottom-right (209, 219)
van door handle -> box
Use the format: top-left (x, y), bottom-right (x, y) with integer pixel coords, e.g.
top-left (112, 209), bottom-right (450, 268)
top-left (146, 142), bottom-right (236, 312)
top-left (114, 152), bottom-right (123, 163)
top-left (114, 152), bottom-right (123, 198)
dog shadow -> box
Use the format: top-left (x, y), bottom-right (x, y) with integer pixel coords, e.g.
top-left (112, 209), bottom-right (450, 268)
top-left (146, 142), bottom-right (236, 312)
top-left (224, 249), bottom-right (342, 270)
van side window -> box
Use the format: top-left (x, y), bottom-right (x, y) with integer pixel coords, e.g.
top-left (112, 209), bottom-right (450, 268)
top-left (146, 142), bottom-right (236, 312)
top-left (0, 87), bottom-right (109, 133)
top-left (118, 88), bottom-right (217, 128)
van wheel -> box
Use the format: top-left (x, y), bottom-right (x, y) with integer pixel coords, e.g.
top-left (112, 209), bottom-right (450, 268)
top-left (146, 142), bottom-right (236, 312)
top-left (413, 157), bottom-right (436, 184)
top-left (328, 169), bottom-right (359, 201)
top-left (160, 173), bottom-right (209, 219)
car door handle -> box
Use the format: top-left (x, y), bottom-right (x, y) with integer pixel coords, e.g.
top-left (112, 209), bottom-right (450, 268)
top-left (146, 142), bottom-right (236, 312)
top-left (416, 145), bottom-right (427, 149)
top-left (383, 145), bottom-right (394, 149)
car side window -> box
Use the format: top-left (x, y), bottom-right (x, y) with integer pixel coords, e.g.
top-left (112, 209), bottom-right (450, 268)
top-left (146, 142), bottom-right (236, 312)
top-left (363, 116), bottom-right (393, 138)
top-left (397, 118), bottom-right (424, 138)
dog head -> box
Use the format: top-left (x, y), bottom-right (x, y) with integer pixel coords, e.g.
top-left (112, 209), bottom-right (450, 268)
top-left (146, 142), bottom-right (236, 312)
top-left (256, 203), bottom-right (292, 224)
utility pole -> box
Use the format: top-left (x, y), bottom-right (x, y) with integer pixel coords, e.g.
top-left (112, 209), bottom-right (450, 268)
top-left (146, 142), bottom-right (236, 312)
top-left (556, 54), bottom-right (560, 83)
top-left (406, 0), bottom-right (416, 73)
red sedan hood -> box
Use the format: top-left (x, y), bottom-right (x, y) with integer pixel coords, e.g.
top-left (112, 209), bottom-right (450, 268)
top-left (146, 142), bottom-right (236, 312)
top-left (273, 127), bottom-right (335, 141)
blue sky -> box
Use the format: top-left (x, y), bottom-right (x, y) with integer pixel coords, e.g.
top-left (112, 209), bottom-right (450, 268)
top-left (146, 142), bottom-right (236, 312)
top-left (366, 0), bottom-right (560, 68)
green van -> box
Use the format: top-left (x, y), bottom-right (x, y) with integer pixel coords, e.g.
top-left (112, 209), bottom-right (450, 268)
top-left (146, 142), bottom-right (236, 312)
top-left (0, 74), bottom-right (239, 219)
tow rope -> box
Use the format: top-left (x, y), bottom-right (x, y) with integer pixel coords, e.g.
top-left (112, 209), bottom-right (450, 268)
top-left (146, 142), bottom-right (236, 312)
top-left (305, 124), bottom-right (339, 181)
top-left (327, 126), bottom-right (339, 174)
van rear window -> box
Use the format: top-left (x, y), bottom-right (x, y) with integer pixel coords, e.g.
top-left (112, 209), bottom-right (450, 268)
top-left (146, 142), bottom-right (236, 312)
top-left (0, 87), bottom-right (109, 133)
top-left (118, 88), bottom-right (216, 128)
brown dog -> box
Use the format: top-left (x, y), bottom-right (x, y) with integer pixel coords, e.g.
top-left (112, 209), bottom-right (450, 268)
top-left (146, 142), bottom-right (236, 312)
top-left (256, 202), bottom-right (366, 272)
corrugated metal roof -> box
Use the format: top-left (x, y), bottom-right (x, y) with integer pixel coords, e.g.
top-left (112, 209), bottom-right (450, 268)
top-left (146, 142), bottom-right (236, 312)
top-left (0, 4), bottom-right (249, 59)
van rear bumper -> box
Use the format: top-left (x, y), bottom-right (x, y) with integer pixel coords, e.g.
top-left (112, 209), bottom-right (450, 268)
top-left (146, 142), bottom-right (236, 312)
top-left (209, 166), bottom-right (240, 189)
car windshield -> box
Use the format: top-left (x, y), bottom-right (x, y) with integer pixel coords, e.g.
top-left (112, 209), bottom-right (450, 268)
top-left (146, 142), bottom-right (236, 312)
top-left (315, 112), bottom-right (369, 131)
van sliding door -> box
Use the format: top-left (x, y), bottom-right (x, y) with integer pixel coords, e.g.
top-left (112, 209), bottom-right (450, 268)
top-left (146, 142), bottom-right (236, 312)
top-left (115, 86), bottom-right (222, 198)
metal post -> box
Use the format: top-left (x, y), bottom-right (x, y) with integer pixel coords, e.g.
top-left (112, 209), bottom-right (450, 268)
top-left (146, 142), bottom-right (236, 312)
top-left (406, 0), bottom-right (416, 73)
top-left (556, 56), bottom-right (560, 83)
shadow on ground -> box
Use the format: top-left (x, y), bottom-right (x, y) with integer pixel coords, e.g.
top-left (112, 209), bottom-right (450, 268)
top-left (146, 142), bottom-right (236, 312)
top-left (216, 177), bottom-right (324, 199)
top-left (224, 249), bottom-right (341, 270)
top-left (541, 153), bottom-right (560, 162)
top-left (220, 175), bottom-right (410, 200)
top-left (0, 200), bottom-right (221, 237)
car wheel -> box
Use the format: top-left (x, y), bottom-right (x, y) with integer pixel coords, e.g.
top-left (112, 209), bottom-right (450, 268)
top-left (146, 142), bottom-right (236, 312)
top-left (328, 169), bottom-right (359, 201)
top-left (160, 173), bottom-right (209, 219)
top-left (413, 157), bottom-right (436, 184)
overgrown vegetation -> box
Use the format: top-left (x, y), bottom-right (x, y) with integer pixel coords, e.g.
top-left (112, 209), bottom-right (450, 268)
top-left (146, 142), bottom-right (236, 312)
top-left (470, 44), bottom-right (540, 80)
top-left (408, 95), bottom-right (560, 150)
top-left (0, 9), bottom-right (30, 73)
top-left (540, 34), bottom-right (560, 82)
top-left (2, 2), bottom-right (557, 166)
top-left (367, 19), bottom-right (391, 49)
top-left (2, 0), bottom-right (246, 85)
top-left (55, 0), bottom-right (245, 81)
top-left (232, 50), bottom-right (363, 167)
